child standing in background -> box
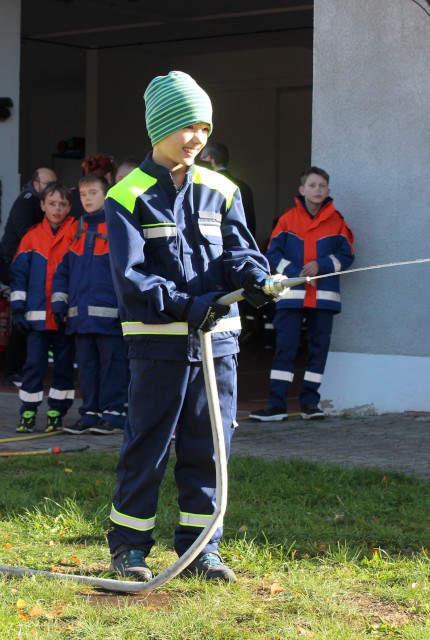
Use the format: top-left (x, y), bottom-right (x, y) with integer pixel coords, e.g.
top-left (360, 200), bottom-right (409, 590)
top-left (52, 174), bottom-right (128, 435)
top-left (10, 182), bottom-right (76, 433)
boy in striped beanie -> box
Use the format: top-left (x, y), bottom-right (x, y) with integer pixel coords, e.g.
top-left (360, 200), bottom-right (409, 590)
top-left (105, 70), bottom-right (271, 585)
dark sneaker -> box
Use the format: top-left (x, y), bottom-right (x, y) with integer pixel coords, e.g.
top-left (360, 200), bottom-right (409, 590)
top-left (249, 405), bottom-right (288, 422)
top-left (3, 373), bottom-right (22, 388)
top-left (89, 421), bottom-right (123, 435)
top-left (16, 410), bottom-right (36, 433)
top-left (46, 410), bottom-right (62, 433)
top-left (301, 405), bottom-right (325, 420)
top-left (182, 552), bottom-right (237, 582)
top-left (63, 419), bottom-right (93, 435)
top-left (110, 549), bottom-right (152, 582)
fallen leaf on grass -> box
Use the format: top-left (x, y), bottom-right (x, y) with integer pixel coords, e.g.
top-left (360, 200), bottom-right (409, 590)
top-left (29, 605), bottom-right (43, 617)
top-left (270, 582), bottom-right (283, 595)
top-left (45, 606), bottom-right (63, 619)
top-left (18, 612), bottom-right (30, 620)
top-left (3, 543), bottom-right (13, 548)
top-left (296, 624), bottom-right (315, 637)
top-left (70, 555), bottom-right (81, 565)
top-left (64, 468), bottom-right (73, 473)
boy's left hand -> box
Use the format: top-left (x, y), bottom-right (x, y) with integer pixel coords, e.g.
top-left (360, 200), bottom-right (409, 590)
top-left (300, 261), bottom-right (319, 277)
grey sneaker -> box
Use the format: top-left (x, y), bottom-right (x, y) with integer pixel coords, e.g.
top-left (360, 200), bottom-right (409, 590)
top-left (110, 549), bottom-right (152, 582)
top-left (89, 421), bottom-right (123, 435)
top-left (249, 405), bottom-right (288, 422)
top-left (300, 405), bottom-right (325, 420)
top-left (182, 552), bottom-right (237, 582)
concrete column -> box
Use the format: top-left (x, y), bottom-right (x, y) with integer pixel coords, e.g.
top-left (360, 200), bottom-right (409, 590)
top-left (313, 0), bottom-right (430, 413)
top-left (0, 0), bottom-right (21, 233)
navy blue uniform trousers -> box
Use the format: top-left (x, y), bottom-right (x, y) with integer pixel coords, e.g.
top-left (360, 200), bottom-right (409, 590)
top-left (269, 308), bottom-right (334, 411)
top-left (108, 354), bottom-right (238, 557)
top-left (74, 333), bottom-right (128, 428)
top-left (19, 330), bottom-right (75, 415)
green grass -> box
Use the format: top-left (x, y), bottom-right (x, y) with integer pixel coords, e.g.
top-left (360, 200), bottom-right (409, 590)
top-left (0, 453), bottom-right (430, 639)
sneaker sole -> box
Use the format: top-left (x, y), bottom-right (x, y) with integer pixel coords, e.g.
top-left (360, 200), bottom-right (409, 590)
top-left (300, 413), bottom-right (325, 420)
top-left (248, 414), bottom-right (288, 422)
top-left (89, 427), bottom-right (122, 435)
top-left (62, 426), bottom-right (93, 434)
top-left (15, 429), bottom-right (34, 433)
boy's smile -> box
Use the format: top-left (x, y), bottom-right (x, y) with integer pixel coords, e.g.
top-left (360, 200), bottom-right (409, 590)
top-left (153, 123), bottom-right (210, 173)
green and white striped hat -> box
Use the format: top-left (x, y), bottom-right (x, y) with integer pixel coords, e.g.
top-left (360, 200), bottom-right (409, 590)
top-left (144, 71), bottom-right (213, 146)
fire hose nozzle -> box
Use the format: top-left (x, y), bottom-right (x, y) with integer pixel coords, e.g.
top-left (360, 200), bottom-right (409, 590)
top-left (262, 274), bottom-right (311, 298)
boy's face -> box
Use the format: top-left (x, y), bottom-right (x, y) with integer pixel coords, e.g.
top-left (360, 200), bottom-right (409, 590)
top-left (79, 181), bottom-right (106, 214)
top-left (299, 173), bottom-right (330, 207)
top-left (41, 191), bottom-right (71, 228)
top-left (153, 122), bottom-right (210, 171)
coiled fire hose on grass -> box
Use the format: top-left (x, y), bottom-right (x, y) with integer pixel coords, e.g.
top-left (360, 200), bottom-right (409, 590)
top-left (1, 259), bottom-right (428, 592)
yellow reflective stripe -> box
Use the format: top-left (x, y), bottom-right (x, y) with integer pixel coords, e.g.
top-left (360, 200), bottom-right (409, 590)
top-left (107, 169), bottom-right (157, 214)
top-left (110, 505), bottom-right (156, 531)
top-left (179, 512), bottom-right (213, 527)
top-left (121, 316), bottom-right (241, 336)
top-left (192, 165), bottom-right (237, 210)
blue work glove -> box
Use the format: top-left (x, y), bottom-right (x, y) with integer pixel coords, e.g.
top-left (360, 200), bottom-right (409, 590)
top-left (184, 292), bottom-right (230, 332)
top-left (53, 312), bottom-right (66, 331)
top-left (12, 313), bottom-right (31, 334)
top-left (241, 270), bottom-right (273, 308)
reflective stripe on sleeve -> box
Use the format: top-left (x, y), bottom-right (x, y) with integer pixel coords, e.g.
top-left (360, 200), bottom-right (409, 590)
top-left (276, 258), bottom-right (291, 274)
top-left (110, 505), bottom-right (156, 531)
top-left (142, 225), bottom-right (177, 239)
top-left (52, 292), bottom-right (68, 303)
top-left (10, 291), bottom-right (26, 302)
top-left (179, 512), bottom-right (214, 528)
top-left (316, 291), bottom-right (341, 303)
top-left (329, 254), bottom-right (342, 272)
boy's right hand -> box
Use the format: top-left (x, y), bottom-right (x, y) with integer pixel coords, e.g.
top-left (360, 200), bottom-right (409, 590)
top-left (12, 313), bottom-right (31, 334)
top-left (53, 312), bottom-right (66, 330)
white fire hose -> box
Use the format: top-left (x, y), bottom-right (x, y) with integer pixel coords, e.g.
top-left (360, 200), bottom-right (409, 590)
top-left (1, 258), bottom-right (428, 592)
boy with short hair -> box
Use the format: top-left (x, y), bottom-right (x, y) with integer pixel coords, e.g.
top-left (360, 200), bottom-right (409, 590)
top-left (249, 166), bottom-right (355, 422)
top-left (104, 71), bottom-right (271, 583)
top-left (10, 181), bottom-right (76, 433)
top-left (52, 174), bottom-right (128, 435)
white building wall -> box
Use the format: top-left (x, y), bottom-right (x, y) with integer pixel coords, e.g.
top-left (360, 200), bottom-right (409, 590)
top-left (0, 0), bottom-right (21, 232)
top-left (313, 0), bottom-right (430, 413)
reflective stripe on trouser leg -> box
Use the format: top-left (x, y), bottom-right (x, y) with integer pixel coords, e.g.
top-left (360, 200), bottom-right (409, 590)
top-left (47, 331), bottom-right (75, 415)
top-left (107, 358), bottom-right (191, 555)
top-left (299, 309), bottom-right (334, 407)
top-left (267, 308), bottom-right (304, 411)
top-left (174, 354), bottom-right (237, 557)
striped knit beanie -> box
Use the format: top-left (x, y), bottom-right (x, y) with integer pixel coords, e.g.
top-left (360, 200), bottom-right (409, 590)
top-left (144, 71), bottom-right (213, 146)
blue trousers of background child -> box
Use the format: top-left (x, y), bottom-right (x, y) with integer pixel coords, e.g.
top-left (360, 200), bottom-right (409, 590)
top-left (19, 330), bottom-right (75, 416)
top-left (74, 333), bottom-right (128, 428)
top-left (269, 308), bottom-right (335, 411)
top-left (107, 354), bottom-right (238, 558)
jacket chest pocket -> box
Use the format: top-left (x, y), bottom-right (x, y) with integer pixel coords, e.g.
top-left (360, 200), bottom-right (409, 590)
top-left (197, 211), bottom-right (223, 246)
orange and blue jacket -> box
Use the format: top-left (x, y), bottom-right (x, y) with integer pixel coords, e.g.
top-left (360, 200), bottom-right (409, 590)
top-left (51, 210), bottom-right (121, 335)
top-left (10, 216), bottom-right (75, 330)
top-left (267, 196), bottom-right (354, 313)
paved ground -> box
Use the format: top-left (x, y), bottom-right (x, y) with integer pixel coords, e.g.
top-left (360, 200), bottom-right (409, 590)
top-left (1, 390), bottom-right (430, 481)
